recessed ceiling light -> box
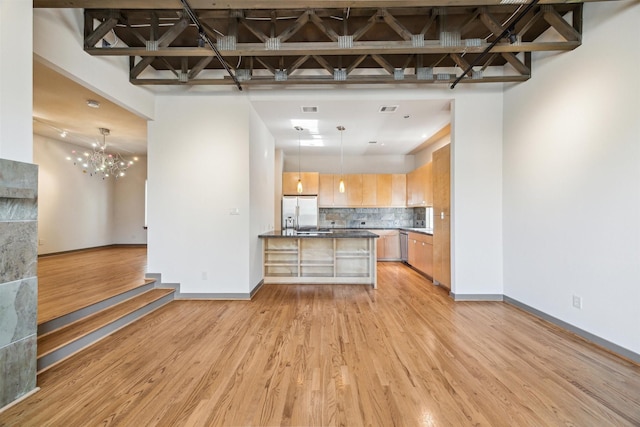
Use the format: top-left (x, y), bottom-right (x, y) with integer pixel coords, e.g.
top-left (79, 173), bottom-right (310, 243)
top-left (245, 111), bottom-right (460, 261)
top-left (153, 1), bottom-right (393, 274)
top-left (301, 106), bottom-right (318, 113)
top-left (379, 105), bottom-right (398, 113)
top-left (86, 99), bottom-right (100, 108)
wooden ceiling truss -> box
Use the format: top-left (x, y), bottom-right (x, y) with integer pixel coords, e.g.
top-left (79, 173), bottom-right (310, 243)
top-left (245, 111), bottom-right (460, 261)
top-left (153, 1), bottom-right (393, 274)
top-left (80, 4), bottom-right (583, 88)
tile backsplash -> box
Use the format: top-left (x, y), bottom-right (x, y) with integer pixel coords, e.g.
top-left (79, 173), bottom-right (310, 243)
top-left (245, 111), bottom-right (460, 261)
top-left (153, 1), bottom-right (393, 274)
top-left (319, 207), bottom-right (429, 229)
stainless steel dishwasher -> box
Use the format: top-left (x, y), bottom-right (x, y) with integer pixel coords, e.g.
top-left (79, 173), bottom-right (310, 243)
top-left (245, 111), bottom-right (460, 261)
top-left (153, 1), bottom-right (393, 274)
top-left (399, 231), bottom-right (408, 263)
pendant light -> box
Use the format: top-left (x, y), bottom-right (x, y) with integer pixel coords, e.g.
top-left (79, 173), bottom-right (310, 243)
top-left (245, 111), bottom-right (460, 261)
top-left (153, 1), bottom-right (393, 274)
top-left (337, 126), bottom-right (346, 193)
top-left (295, 126), bottom-right (304, 194)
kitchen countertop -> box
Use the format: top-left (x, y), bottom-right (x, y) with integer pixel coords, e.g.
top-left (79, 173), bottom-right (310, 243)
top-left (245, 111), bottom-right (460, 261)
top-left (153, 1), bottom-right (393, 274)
top-left (400, 227), bottom-right (433, 235)
top-left (259, 227), bottom-right (433, 238)
top-left (259, 229), bottom-right (379, 238)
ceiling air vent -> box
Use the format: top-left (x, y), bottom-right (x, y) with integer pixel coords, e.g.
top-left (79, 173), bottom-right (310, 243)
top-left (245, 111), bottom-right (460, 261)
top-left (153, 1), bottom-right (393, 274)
top-left (368, 141), bottom-right (377, 144)
top-left (301, 106), bottom-right (318, 113)
top-left (379, 105), bottom-right (398, 113)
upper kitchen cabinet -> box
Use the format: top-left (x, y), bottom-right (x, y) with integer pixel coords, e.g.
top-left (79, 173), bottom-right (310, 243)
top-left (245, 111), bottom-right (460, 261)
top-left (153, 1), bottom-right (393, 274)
top-left (282, 172), bottom-right (319, 196)
top-left (318, 173), bottom-right (407, 208)
top-left (318, 174), bottom-right (348, 207)
top-left (407, 162), bottom-right (433, 207)
top-left (347, 174), bottom-right (363, 206)
top-left (376, 174), bottom-right (406, 207)
top-left (391, 174), bottom-right (407, 207)
top-left (318, 174), bottom-right (334, 206)
top-left (362, 174), bottom-right (377, 206)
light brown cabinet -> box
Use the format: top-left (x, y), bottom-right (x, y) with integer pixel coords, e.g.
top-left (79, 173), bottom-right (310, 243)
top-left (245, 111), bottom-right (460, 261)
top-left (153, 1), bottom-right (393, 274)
top-left (407, 231), bottom-right (433, 277)
top-left (407, 162), bottom-right (433, 207)
top-left (432, 144), bottom-right (451, 290)
top-left (318, 174), bottom-right (348, 207)
top-left (318, 173), bottom-right (407, 208)
top-left (318, 174), bottom-right (334, 206)
top-left (373, 230), bottom-right (401, 260)
top-left (347, 174), bottom-right (363, 206)
top-left (282, 172), bottom-right (319, 196)
top-left (391, 174), bottom-right (407, 207)
top-left (362, 174), bottom-right (377, 206)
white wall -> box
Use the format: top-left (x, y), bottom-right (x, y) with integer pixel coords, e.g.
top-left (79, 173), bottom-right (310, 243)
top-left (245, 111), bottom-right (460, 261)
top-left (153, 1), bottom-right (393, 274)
top-left (33, 8), bottom-right (155, 122)
top-left (34, 134), bottom-right (115, 253)
top-left (451, 89), bottom-right (504, 296)
top-left (249, 107), bottom-right (276, 289)
top-left (113, 156), bottom-right (148, 244)
top-left (34, 134), bottom-right (147, 253)
top-left (283, 154), bottom-right (415, 174)
top-left (503, 1), bottom-right (640, 354)
top-left (414, 134), bottom-right (451, 166)
top-left (147, 95), bottom-right (253, 294)
top-left (0, 0), bottom-right (32, 162)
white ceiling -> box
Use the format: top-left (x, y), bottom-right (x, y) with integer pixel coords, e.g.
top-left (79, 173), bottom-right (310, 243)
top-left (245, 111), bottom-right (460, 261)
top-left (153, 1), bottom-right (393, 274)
top-left (33, 62), bottom-right (452, 156)
top-left (33, 60), bottom-right (148, 155)
top-left (251, 98), bottom-right (451, 156)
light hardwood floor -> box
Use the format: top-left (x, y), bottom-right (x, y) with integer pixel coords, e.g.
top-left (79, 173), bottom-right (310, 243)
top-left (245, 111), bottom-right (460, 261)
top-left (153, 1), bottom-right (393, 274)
top-left (37, 246), bottom-right (148, 324)
top-left (4, 262), bottom-right (639, 426)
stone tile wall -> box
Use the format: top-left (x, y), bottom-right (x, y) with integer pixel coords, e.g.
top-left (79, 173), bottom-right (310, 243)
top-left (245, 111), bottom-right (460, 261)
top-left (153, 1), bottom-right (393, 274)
top-left (0, 159), bottom-right (38, 409)
top-left (319, 207), bottom-right (415, 229)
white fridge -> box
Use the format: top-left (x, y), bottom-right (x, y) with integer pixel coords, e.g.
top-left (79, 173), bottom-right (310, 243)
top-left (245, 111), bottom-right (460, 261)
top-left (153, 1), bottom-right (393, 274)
top-left (282, 196), bottom-right (318, 230)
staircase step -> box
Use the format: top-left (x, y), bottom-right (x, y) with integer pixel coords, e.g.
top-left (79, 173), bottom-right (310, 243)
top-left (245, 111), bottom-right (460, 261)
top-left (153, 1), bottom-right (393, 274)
top-left (38, 278), bottom-right (158, 336)
top-left (37, 288), bottom-right (174, 372)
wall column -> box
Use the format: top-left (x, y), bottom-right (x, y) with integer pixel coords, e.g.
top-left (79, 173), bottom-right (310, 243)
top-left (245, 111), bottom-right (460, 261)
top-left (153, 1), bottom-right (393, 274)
top-left (0, 160), bottom-right (38, 408)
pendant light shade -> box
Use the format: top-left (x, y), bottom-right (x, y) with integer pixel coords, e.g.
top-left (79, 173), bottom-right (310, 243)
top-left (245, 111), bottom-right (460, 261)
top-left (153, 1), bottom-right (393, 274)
top-left (295, 126), bottom-right (304, 194)
top-left (337, 126), bottom-right (346, 193)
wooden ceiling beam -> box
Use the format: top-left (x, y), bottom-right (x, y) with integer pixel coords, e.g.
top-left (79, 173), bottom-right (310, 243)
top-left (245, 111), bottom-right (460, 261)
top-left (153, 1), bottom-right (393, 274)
top-left (311, 55), bottom-right (336, 75)
top-left (129, 74), bottom-right (530, 85)
top-left (287, 55), bottom-right (312, 74)
top-left (87, 40), bottom-right (581, 57)
top-left (346, 55), bottom-right (368, 74)
top-left (34, 0), bottom-right (607, 9)
top-left (479, 8), bottom-right (505, 39)
top-left (309, 12), bottom-right (340, 41)
top-left (84, 14), bottom-right (119, 48)
top-left (240, 19), bottom-right (269, 43)
top-left (351, 13), bottom-right (378, 41)
top-left (380, 9), bottom-right (413, 41)
top-left (278, 11), bottom-right (310, 42)
top-left (542, 6), bottom-right (581, 42)
top-left (189, 56), bottom-right (214, 78)
top-left (370, 54), bottom-right (395, 74)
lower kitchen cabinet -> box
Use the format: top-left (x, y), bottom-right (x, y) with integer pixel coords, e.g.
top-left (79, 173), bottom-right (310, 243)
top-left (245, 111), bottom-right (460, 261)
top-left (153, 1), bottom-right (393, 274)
top-left (407, 232), bottom-right (433, 278)
top-left (372, 230), bottom-right (401, 261)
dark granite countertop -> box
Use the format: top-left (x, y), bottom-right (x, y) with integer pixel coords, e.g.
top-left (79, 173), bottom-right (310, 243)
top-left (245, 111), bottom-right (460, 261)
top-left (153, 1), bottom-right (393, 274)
top-left (326, 227), bottom-right (433, 236)
top-left (259, 229), bottom-right (379, 238)
top-left (399, 227), bottom-right (433, 235)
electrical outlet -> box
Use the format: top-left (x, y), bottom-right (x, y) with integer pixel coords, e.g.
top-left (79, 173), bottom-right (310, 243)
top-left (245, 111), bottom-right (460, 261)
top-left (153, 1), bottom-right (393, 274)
top-left (202, 271), bottom-right (208, 280)
top-left (572, 295), bottom-right (582, 309)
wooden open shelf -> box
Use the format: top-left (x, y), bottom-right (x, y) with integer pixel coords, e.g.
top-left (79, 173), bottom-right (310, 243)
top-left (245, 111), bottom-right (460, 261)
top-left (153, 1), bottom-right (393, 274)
top-left (262, 236), bottom-right (376, 287)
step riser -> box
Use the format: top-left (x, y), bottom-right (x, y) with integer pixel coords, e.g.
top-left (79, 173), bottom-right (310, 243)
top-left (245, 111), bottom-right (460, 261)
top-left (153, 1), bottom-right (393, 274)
top-left (37, 292), bottom-right (173, 373)
top-left (38, 281), bottom-right (156, 335)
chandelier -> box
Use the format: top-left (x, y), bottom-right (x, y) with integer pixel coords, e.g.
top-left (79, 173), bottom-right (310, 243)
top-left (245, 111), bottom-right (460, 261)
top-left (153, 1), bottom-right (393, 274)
top-left (67, 128), bottom-right (138, 179)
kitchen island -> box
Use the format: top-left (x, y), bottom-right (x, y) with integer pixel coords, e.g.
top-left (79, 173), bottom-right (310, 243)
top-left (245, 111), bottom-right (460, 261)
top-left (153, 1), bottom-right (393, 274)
top-left (259, 230), bottom-right (379, 288)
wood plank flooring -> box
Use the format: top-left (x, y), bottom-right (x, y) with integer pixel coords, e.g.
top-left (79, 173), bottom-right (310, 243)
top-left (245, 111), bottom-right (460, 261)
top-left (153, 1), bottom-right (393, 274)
top-left (37, 246), bottom-right (148, 324)
top-left (3, 262), bottom-right (639, 426)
